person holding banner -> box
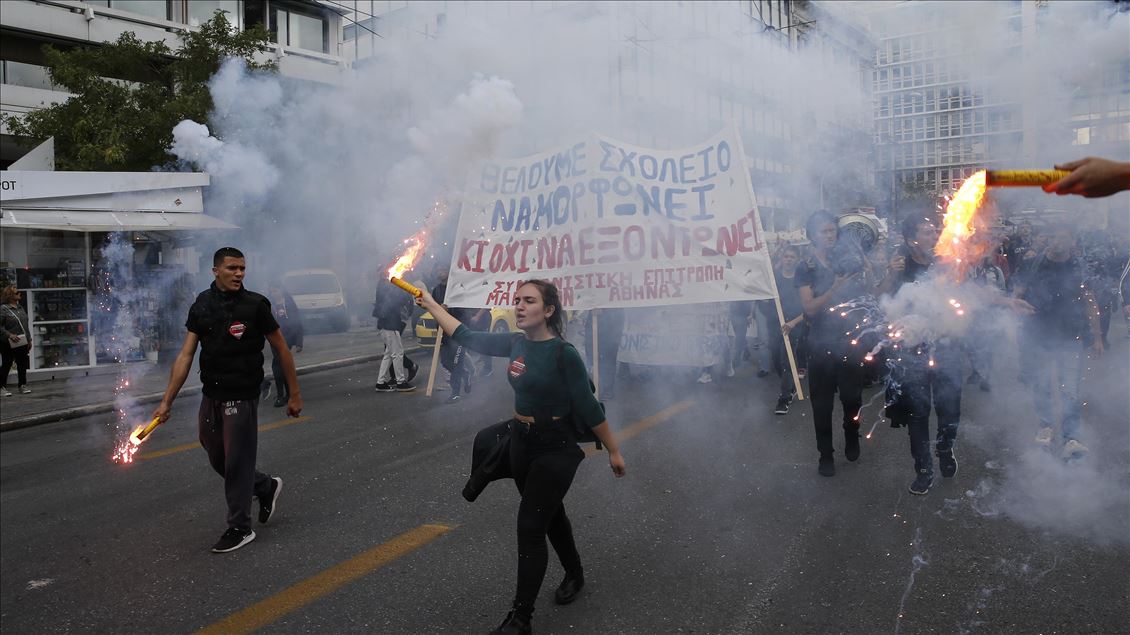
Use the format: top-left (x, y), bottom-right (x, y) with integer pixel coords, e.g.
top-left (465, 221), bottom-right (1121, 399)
top-left (415, 279), bottom-right (626, 635)
top-left (759, 244), bottom-right (806, 415)
top-left (797, 211), bottom-right (873, 477)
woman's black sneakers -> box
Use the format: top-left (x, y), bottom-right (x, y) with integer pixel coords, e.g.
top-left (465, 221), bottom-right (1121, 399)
top-left (554, 573), bottom-right (585, 605)
top-left (844, 430), bottom-right (861, 462)
top-left (818, 455), bottom-right (835, 477)
top-left (489, 610), bottom-right (531, 635)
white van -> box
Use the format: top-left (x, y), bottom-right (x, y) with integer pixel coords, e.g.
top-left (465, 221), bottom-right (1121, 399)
top-left (281, 269), bottom-right (350, 332)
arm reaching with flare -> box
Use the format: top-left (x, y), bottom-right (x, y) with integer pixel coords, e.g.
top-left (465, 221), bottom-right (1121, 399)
top-left (1042, 157), bottom-right (1130, 198)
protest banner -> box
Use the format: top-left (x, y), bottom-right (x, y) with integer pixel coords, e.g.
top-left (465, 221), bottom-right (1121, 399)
top-left (444, 124), bottom-right (803, 397)
top-left (444, 125), bottom-right (776, 310)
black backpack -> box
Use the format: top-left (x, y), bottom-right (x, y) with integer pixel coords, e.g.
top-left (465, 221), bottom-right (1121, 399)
top-left (555, 340), bottom-right (605, 450)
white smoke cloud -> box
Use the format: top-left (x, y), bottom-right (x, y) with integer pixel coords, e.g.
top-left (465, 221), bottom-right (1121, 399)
top-left (170, 119), bottom-right (278, 200)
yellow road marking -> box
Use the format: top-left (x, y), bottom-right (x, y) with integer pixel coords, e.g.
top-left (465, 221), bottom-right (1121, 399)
top-left (194, 523), bottom-right (456, 635)
top-left (585, 399), bottom-right (694, 456)
top-left (137, 416), bottom-right (313, 460)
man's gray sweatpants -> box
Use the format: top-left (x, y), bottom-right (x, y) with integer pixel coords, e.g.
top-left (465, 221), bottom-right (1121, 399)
top-left (198, 397), bottom-right (273, 531)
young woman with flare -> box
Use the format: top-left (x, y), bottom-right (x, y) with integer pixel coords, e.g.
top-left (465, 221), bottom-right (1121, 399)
top-left (416, 279), bottom-right (626, 635)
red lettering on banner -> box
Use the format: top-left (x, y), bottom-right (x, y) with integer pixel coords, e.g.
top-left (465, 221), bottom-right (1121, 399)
top-left (488, 244), bottom-right (506, 272)
top-left (624, 226), bottom-right (645, 261)
top-left (748, 208), bottom-right (764, 251)
top-left (578, 228), bottom-right (595, 265)
top-left (517, 239), bottom-right (534, 273)
top-left (459, 239), bottom-right (489, 273)
top-left (558, 233), bottom-right (575, 267)
top-left (537, 236), bottom-right (556, 269)
top-left (596, 226), bottom-right (620, 264)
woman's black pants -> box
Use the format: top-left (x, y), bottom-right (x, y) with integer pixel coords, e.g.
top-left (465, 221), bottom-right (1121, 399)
top-left (807, 348), bottom-right (864, 459)
top-left (506, 420), bottom-right (585, 618)
top-left (1, 343), bottom-right (30, 388)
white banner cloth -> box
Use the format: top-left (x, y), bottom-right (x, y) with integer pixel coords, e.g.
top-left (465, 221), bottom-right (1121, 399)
top-left (445, 126), bottom-right (776, 310)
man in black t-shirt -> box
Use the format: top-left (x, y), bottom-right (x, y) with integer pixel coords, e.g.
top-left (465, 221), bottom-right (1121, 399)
top-left (1014, 225), bottom-right (1103, 460)
top-left (152, 247), bottom-right (303, 553)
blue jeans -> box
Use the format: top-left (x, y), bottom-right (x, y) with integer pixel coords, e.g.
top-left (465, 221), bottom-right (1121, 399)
top-left (1031, 343), bottom-right (1084, 440)
top-left (754, 309), bottom-right (772, 372)
top-left (900, 362), bottom-right (962, 475)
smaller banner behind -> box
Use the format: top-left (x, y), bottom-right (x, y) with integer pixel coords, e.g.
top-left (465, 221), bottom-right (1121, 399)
top-left (617, 304), bottom-right (733, 367)
top-left (445, 126), bottom-right (776, 310)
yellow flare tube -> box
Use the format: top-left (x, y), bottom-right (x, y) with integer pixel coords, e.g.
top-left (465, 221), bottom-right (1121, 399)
top-left (390, 276), bottom-right (422, 297)
top-left (984, 170), bottom-right (1071, 187)
top-left (133, 416), bottom-right (161, 443)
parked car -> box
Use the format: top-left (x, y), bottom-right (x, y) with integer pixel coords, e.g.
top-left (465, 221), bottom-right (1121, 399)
top-left (281, 268), bottom-right (350, 332)
top-left (415, 307), bottom-right (515, 347)
top-left (415, 308), bottom-right (572, 346)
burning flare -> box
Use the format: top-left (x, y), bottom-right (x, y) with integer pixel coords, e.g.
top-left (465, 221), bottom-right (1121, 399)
top-left (935, 170), bottom-right (994, 281)
top-left (112, 416), bottom-right (160, 464)
top-left (985, 169), bottom-right (1071, 187)
top-left (387, 230), bottom-right (427, 297)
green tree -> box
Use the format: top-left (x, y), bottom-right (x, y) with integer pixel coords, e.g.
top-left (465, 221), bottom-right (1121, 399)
top-left (3, 11), bottom-right (275, 171)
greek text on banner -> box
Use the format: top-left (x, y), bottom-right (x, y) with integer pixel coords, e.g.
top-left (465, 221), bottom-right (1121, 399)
top-left (444, 126), bottom-right (777, 310)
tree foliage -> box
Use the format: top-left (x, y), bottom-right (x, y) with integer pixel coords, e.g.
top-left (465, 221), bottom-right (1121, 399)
top-left (3, 11), bottom-right (275, 171)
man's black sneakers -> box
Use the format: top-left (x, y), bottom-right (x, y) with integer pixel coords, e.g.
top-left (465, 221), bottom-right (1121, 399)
top-left (938, 450), bottom-right (958, 478)
top-left (908, 471), bottom-right (933, 495)
top-left (774, 395), bottom-right (790, 415)
top-left (374, 382), bottom-right (395, 392)
top-left (259, 477), bottom-right (283, 524)
top-left (212, 527), bottom-right (255, 553)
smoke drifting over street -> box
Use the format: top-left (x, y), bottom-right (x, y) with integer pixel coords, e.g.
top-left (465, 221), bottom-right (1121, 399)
top-left (164, 1), bottom-right (1128, 546)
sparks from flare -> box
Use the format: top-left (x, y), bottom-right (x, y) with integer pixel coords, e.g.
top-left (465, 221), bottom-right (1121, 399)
top-left (388, 230), bottom-right (428, 281)
top-left (387, 199), bottom-right (449, 290)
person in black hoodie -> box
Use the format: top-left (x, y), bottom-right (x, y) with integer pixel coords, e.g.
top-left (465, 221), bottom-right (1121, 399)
top-left (431, 265), bottom-right (471, 401)
top-left (151, 247), bottom-right (302, 554)
top-left (373, 277), bottom-right (415, 392)
top-left (261, 283), bottom-right (304, 407)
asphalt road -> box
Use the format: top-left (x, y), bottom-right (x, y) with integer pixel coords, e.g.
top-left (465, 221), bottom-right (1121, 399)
top-left (2, 344), bottom-right (1128, 634)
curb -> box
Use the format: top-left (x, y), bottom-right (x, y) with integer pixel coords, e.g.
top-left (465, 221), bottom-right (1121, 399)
top-left (0, 346), bottom-right (425, 432)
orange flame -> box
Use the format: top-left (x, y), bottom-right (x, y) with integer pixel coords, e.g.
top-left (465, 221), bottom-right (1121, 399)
top-left (111, 425), bottom-right (144, 463)
top-left (936, 170), bottom-right (995, 281)
top-left (387, 230), bottom-right (428, 280)
top-left (111, 417), bottom-right (160, 464)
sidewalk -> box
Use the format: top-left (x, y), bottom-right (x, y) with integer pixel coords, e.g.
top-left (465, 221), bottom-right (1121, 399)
top-left (0, 327), bottom-right (426, 432)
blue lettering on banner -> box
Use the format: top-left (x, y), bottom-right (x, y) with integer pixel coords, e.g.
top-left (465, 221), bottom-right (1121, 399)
top-left (595, 140), bottom-right (732, 184)
top-left (487, 135), bottom-right (740, 231)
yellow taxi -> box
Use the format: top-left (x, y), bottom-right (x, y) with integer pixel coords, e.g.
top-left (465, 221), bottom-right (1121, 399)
top-left (415, 308), bottom-right (517, 347)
